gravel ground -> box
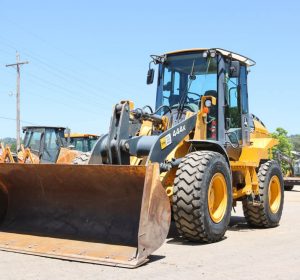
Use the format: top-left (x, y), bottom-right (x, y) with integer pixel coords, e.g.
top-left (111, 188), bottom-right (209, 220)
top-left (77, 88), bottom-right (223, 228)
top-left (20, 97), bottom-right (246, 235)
top-left (0, 186), bottom-right (299, 280)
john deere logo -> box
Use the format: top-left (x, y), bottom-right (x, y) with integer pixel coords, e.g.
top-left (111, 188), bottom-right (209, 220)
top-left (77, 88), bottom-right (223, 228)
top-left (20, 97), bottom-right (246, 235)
top-left (160, 133), bottom-right (172, 149)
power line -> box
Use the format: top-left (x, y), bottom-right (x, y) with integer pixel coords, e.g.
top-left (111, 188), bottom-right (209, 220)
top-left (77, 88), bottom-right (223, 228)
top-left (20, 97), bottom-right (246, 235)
top-left (24, 72), bottom-right (113, 111)
top-left (1, 39), bottom-right (128, 106)
top-left (0, 115), bottom-right (36, 125)
top-left (0, 35), bottom-right (145, 95)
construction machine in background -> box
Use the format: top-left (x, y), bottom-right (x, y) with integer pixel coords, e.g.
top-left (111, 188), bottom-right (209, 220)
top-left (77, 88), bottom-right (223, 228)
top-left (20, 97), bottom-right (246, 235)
top-left (20, 126), bottom-right (78, 163)
top-left (0, 127), bottom-right (98, 164)
top-left (276, 151), bottom-right (300, 191)
top-left (68, 133), bottom-right (99, 152)
top-left (0, 48), bottom-right (284, 268)
top-left (0, 143), bottom-right (15, 163)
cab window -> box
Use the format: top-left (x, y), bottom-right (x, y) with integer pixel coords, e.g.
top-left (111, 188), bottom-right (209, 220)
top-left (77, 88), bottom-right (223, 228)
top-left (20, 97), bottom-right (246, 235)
top-left (42, 129), bottom-right (60, 162)
top-left (27, 131), bottom-right (42, 152)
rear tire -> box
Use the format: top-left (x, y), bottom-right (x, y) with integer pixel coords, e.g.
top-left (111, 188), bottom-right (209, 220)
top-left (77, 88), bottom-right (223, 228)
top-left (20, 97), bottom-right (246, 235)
top-left (243, 160), bottom-right (284, 227)
top-left (73, 152), bottom-right (91, 165)
top-left (173, 151), bottom-right (232, 243)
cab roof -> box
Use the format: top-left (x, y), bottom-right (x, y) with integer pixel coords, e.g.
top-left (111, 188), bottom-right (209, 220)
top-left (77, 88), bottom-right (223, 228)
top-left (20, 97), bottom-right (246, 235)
top-left (22, 126), bottom-right (66, 131)
top-left (68, 133), bottom-right (99, 138)
top-left (165, 48), bottom-right (256, 67)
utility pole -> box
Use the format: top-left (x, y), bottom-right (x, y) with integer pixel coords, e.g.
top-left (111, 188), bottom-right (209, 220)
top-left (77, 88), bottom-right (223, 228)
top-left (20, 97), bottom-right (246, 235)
top-left (6, 52), bottom-right (29, 150)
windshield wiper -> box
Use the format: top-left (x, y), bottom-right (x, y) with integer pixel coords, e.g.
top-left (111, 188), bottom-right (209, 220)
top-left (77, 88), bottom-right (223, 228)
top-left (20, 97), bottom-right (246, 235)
top-left (177, 59), bottom-right (196, 119)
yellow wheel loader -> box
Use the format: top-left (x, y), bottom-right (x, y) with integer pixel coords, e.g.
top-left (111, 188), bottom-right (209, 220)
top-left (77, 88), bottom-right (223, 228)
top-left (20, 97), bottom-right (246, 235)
top-left (68, 133), bottom-right (99, 152)
top-left (0, 48), bottom-right (284, 267)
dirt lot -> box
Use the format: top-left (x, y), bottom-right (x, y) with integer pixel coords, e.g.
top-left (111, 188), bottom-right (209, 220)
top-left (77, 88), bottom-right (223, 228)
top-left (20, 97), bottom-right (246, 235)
top-left (0, 186), bottom-right (299, 280)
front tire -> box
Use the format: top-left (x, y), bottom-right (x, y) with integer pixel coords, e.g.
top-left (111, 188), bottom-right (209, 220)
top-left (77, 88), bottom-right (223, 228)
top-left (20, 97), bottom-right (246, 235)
top-left (172, 151), bottom-right (232, 243)
top-left (243, 160), bottom-right (284, 227)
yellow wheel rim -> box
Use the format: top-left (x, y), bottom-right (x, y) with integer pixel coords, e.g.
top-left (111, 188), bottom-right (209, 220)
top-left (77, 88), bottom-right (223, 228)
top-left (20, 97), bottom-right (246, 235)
top-left (268, 175), bottom-right (281, 214)
top-left (208, 173), bottom-right (228, 223)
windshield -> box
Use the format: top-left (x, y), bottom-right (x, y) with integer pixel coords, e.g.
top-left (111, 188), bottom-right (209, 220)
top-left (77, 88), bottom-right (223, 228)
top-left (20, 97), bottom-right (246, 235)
top-left (70, 137), bottom-right (98, 152)
top-left (24, 130), bottom-right (43, 152)
top-left (156, 52), bottom-right (218, 114)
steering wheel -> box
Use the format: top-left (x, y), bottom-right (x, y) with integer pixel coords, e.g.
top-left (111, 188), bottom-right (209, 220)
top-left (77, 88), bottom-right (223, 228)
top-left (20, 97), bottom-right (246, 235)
top-left (186, 92), bottom-right (201, 104)
top-left (187, 91), bottom-right (201, 98)
top-left (170, 103), bottom-right (198, 112)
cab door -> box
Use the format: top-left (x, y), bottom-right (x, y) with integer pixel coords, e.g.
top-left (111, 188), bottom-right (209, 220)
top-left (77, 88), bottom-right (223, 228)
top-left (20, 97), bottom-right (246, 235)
top-left (225, 63), bottom-right (250, 147)
top-left (239, 65), bottom-right (251, 146)
top-left (40, 129), bottom-right (61, 163)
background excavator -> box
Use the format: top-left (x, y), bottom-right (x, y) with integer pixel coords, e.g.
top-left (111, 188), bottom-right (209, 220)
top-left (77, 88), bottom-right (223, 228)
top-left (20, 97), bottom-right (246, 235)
top-left (0, 48), bottom-right (284, 268)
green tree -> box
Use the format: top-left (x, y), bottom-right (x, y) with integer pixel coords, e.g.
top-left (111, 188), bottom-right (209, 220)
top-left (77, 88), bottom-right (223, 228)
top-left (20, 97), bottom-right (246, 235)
top-left (271, 127), bottom-right (293, 174)
top-left (10, 143), bottom-right (16, 153)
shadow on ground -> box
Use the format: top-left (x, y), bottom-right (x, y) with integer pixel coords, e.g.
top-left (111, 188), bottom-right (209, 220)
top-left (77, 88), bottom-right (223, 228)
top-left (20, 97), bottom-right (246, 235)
top-left (147, 255), bottom-right (165, 264)
top-left (166, 222), bottom-right (226, 246)
top-left (166, 215), bottom-right (256, 245)
top-left (228, 215), bottom-right (254, 232)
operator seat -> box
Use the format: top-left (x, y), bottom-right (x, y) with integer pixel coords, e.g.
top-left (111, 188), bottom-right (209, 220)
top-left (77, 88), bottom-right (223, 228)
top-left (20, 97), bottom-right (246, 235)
top-left (169, 94), bottom-right (180, 107)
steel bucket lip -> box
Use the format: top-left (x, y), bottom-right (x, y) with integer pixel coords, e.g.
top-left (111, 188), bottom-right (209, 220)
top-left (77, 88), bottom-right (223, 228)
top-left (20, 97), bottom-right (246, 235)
top-left (0, 232), bottom-right (146, 268)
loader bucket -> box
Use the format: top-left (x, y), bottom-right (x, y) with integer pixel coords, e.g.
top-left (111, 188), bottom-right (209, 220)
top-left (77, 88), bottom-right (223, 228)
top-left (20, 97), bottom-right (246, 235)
top-left (0, 163), bottom-right (170, 268)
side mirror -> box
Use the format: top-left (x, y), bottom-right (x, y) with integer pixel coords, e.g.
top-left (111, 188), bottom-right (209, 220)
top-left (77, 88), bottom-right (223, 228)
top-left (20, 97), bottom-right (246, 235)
top-left (229, 61), bottom-right (240, 78)
top-left (146, 68), bottom-right (154, 85)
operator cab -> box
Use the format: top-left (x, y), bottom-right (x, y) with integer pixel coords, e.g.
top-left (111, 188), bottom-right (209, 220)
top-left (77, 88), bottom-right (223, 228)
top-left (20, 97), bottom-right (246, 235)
top-left (148, 48), bottom-right (255, 160)
top-left (22, 126), bottom-right (67, 163)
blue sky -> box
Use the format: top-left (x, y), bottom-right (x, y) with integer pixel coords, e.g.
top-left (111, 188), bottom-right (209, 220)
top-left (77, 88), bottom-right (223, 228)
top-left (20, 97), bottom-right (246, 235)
top-left (0, 0), bottom-right (299, 138)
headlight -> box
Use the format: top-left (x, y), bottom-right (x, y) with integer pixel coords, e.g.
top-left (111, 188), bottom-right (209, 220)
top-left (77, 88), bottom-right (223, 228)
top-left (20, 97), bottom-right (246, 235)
top-left (205, 99), bottom-right (212, 108)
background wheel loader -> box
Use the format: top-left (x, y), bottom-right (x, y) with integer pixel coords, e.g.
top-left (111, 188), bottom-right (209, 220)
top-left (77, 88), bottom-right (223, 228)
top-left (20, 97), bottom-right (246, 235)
top-left (0, 48), bottom-right (284, 268)
top-left (68, 133), bottom-right (99, 152)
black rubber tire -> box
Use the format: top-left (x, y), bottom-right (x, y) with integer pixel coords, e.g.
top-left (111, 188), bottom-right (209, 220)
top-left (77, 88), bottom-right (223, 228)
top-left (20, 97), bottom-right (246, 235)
top-left (284, 185), bottom-right (294, 191)
top-left (73, 152), bottom-right (91, 165)
top-left (172, 151), bottom-right (232, 243)
top-left (243, 160), bottom-right (284, 228)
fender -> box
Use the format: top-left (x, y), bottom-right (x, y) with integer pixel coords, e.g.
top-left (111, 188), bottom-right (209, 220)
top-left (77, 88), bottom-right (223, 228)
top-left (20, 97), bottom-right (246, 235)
top-left (188, 140), bottom-right (230, 166)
